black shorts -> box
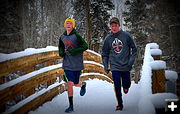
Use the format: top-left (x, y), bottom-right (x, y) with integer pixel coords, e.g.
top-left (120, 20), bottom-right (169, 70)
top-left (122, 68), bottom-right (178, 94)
top-left (64, 70), bottom-right (81, 84)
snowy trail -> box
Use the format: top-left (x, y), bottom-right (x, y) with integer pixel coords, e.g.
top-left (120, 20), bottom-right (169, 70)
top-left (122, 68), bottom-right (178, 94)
top-left (29, 79), bottom-right (140, 114)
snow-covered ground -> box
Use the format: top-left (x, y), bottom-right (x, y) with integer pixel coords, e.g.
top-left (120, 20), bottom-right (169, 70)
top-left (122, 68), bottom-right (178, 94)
top-left (29, 79), bottom-right (140, 114)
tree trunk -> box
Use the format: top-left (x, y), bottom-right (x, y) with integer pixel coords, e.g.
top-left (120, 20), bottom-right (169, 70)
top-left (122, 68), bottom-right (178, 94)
top-left (85, 0), bottom-right (92, 47)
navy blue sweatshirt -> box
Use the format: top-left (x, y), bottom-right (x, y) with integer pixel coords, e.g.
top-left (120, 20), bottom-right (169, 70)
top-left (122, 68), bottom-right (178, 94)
top-left (101, 29), bottom-right (137, 71)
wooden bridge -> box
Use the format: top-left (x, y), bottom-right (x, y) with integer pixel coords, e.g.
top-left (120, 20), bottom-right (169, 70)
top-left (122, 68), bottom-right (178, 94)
top-left (0, 44), bottom-right (178, 114)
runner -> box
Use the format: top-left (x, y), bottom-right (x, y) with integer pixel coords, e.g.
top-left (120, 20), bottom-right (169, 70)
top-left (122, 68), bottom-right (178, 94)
top-left (101, 17), bottom-right (137, 111)
top-left (58, 18), bottom-right (88, 113)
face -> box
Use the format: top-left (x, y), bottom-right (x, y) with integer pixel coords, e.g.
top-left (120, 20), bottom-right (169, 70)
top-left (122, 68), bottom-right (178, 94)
top-left (110, 23), bottom-right (120, 34)
top-left (65, 21), bottom-right (73, 31)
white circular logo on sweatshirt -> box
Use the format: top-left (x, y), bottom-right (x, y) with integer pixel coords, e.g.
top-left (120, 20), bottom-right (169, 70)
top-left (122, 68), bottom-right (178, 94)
top-left (112, 38), bottom-right (123, 53)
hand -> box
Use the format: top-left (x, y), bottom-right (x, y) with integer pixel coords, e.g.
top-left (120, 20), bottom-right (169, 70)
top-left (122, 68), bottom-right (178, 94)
top-left (128, 64), bottom-right (132, 70)
top-left (105, 68), bottom-right (110, 74)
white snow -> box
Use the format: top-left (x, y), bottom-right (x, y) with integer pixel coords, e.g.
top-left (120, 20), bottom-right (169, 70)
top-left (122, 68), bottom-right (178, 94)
top-left (86, 49), bottom-right (101, 57)
top-left (147, 43), bottom-right (159, 49)
top-left (29, 79), bottom-right (141, 114)
top-left (139, 44), bottom-right (153, 97)
top-left (84, 61), bottom-right (104, 68)
top-left (150, 93), bottom-right (177, 109)
top-left (150, 49), bottom-right (162, 56)
top-left (150, 60), bottom-right (166, 70)
top-left (165, 70), bottom-right (178, 81)
top-left (139, 64), bottom-right (152, 96)
top-left (0, 46), bottom-right (58, 62)
top-left (138, 96), bottom-right (155, 114)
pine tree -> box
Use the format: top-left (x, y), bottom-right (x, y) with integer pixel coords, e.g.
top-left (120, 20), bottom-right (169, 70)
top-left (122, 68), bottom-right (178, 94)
top-left (123, 0), bottom-right (148, 47)
top-left (73, 0), bottom-right (87, 38)
top-left (73, 0), bottom-right (114, 52)
top-left (90, 0), bottom-right (114, 52)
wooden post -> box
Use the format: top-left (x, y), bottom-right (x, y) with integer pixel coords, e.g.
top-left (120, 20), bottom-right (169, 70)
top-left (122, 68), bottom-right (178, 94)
top-left (151, 61), bottom-right (166, 93)
top-left (151, 55), bottom-right (161, 60)
top-left (152, 69), bottom-right (166, 93)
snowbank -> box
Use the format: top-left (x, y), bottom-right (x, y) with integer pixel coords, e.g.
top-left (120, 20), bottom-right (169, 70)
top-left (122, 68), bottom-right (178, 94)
top-left (165, 70), bottom-right (178, 81)
top-left (139, 42), bottom-right (154, 96)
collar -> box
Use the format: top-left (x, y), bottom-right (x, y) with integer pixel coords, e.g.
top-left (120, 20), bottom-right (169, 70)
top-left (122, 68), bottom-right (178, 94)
top-left (63, 29), bottom-right (77, 35)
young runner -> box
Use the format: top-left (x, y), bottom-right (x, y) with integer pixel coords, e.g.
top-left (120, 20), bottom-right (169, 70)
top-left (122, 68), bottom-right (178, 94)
top-left (58, 18), bottom-right (88, 113)
top-left (102, 17), bottom-right (137, 111)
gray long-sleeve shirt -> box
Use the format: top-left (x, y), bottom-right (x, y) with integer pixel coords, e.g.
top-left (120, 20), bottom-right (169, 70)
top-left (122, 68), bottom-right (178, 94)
top-left (59, 29), bottom-right (88, 71)
top-left (101, 29), bottom-right (137, 71)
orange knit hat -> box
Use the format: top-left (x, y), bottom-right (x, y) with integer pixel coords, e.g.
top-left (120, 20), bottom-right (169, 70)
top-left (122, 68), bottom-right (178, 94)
top-left (64, 18), bottom-right (75, 28)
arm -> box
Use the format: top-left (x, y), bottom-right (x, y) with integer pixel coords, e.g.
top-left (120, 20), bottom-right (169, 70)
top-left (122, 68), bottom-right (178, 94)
top-left (101, 36), bottom-right (110, 73)
top-left (128, 36), bottom-right (137, 66)
top-left (68, 33), bottom-right (88, 56)
top-left (58, 36), bottom-right (65, 57)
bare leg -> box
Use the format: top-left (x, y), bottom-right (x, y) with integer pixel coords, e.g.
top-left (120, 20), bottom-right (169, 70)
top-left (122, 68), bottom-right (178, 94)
top-left (67, 81), bottom-right (74, 96)
top-left (74, 82), bottom-right (82, 87)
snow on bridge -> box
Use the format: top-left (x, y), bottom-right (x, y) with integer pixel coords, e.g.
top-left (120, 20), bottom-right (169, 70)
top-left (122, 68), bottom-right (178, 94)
top-left (0, 44), bottom-right (178, 114)
top-left (29, 79), bottom-right (140, 114)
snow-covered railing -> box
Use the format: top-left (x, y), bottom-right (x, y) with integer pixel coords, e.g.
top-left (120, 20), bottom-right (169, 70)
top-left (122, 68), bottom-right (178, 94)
top-left (0, 47), bottom-right (102, 84)
top-left (0, 47), bottom-right (112, 114)
top-left (0, 47), bottom-right (61, 84)
top-left (138, 43), bottom-right (178, 114)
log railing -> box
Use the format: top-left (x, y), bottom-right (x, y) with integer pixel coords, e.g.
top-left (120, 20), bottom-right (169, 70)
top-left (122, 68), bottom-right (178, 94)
top-left (0, 49), bottom-right (112, 114)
